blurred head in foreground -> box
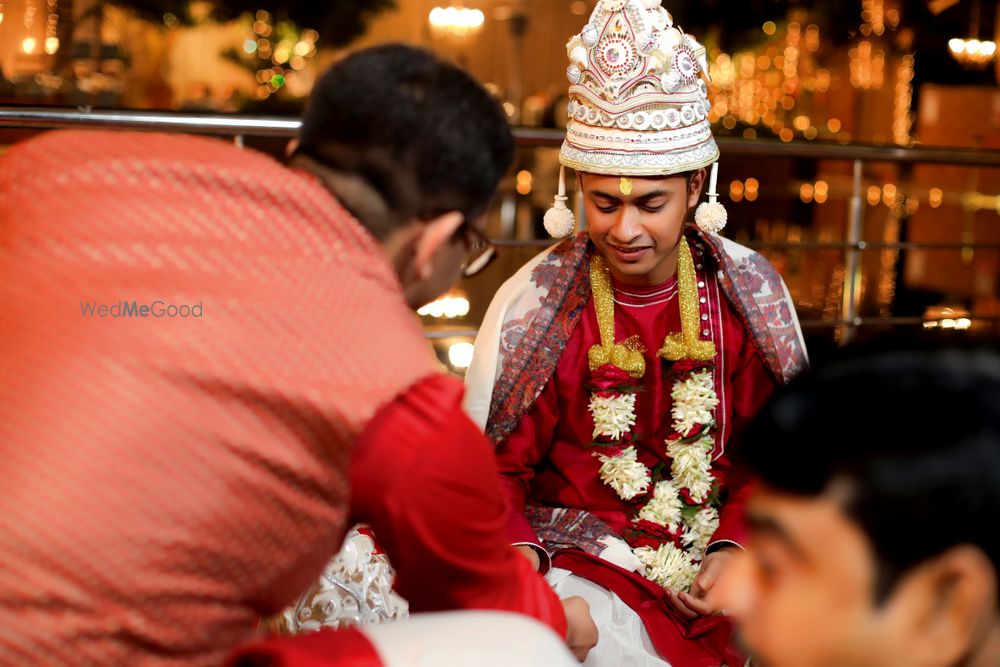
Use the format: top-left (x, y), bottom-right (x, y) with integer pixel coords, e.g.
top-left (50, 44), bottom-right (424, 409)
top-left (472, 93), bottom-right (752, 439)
top-left (294, 43), bottom-right (512, 308)
top-left (719, 345), bottom-right (1000, 667)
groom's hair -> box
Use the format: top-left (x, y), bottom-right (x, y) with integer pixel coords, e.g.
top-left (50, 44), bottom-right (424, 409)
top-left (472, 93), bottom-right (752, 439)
top-left (740, 343), bottom-right (1000, 604)
top-left (296, 44), bottom-right (513, 239)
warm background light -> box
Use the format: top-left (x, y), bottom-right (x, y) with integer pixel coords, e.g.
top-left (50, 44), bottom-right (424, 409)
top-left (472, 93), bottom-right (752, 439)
top-left (418, 295), bottom-right (471, 319)
top-left (448, 342), bottom-right (475, 369)
top-left (429, 6), bottom-right (485, 38)
top-left (948, 38), bottom-right (998, 69)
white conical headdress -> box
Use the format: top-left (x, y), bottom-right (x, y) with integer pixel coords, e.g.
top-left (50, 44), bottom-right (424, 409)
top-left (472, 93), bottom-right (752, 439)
top-left (545, 0), bottom-right (727, 236)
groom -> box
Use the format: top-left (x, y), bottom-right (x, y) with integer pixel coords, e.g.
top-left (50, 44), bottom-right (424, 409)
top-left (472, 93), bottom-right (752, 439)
top-left (466, 1), bottom-right (807, 665)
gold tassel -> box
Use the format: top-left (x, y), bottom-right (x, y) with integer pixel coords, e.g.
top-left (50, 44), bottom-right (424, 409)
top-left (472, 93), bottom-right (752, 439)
top-left (658, 236), bottom-right (717, 362)
top-left (588, 255), bottom-right (646, 378)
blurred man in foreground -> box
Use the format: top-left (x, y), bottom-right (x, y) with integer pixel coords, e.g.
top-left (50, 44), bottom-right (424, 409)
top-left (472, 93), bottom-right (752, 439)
top-left (0, 45), bottom-right (593, 666)
top-left (716, 346), bottom-right (1000, 667)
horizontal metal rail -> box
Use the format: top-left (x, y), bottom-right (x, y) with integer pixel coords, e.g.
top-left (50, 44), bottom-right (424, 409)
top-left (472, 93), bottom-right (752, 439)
top-left (429, 315), bottom-right (1000, 339)
top-left (747, 241), bottom-right (1000, 251)
top-left (0, 107), bottom-right (302, 137)
top-left (798, 315), bottom-right (1000, 329)
top-left (2, 107), bottom-right (1000, 167)
top-left (492, 240), bottom-right (1000, 251)
top-left (4, 106), bottom-right (999, 343)
top-left (423, 328), bottom-right (482, 340)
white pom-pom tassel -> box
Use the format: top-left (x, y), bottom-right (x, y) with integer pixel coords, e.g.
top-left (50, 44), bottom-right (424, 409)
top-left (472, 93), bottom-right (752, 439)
top-left (695, 161), bottom-right (727, 234)
top-left (544, 166), bottom-right (577, 238)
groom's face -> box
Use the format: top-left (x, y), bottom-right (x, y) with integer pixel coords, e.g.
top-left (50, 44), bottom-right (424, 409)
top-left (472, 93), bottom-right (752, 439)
top-left (581, 171), bottom-right (704, 286)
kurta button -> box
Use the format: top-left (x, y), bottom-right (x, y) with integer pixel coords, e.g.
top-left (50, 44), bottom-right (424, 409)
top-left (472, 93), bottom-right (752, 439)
top-left (700, 297), bottom-right (707, 304)
top-left (702, 329), bottom-right (710, 336)
top-left (701, 313), bottom-right (709, 321)
top-left (697, 281), bottom-right (705, 288)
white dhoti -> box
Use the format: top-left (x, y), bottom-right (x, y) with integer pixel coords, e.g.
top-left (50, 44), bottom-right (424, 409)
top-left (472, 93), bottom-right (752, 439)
top-left (364, 611), bottom-right (578, 667)
top-left (548, 567), bottom-right (671, 667)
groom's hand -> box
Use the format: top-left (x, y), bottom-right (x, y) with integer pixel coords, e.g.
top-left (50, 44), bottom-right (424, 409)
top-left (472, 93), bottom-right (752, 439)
top-left (665, 547), bottom-right (736, 619)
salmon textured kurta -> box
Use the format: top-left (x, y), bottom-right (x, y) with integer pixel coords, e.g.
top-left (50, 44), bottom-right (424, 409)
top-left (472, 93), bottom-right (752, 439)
top-left (0, 130), bottom-right (442, 665)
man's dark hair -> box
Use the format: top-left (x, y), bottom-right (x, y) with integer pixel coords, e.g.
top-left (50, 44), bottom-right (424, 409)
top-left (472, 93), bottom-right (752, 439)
top-left (296, 44), bottom-right (514, 239)
top-left (741, 343), bottom-right (1000, 602)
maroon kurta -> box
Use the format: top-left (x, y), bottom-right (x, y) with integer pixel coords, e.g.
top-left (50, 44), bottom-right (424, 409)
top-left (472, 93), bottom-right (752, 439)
top-left (496, 265), bottom-right (778, 666)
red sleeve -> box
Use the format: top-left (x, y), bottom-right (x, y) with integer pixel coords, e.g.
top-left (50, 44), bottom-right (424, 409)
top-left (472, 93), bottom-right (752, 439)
top-left (228, 627), bottom-right (382, 667)
top-left (492, 376), bottom-right (561, 573)
top-left (709, 347), bottom-right (777, 550)
top-left (350, 374), bottom-right (567, 637)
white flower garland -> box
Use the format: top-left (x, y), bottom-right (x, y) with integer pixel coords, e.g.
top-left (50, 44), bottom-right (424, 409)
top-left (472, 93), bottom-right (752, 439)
top-left (587, 365), bottom-right (720, 592)
top-left (666, 435), bottom-right (714, 504)
top-left (633, 542), bottom-right (700, 592)
top-left (670, 369), bottom-right (719, 436)
top-left (596, 445), bottom-right (650, 500)
top-left (585, 250), bottom-right (721, 593)
top-left (681, 506), bottom-right (721, 554)
top-left (636, 479), bottom-right (683, 531)
top-left (590, 393), bottom-right (638, 440)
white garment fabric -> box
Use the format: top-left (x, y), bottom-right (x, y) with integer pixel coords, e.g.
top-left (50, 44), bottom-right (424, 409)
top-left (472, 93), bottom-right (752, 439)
top-left (464, 244), bottom-right (558, 430)
top-left (547, 568), bottom-right (671, 667)
top-left (363, 611), bottom-right (578, 667)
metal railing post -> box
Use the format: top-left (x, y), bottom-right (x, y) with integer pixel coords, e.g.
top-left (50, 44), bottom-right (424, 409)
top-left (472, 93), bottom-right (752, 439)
top-left (841, 159), bottom-right (865, 345)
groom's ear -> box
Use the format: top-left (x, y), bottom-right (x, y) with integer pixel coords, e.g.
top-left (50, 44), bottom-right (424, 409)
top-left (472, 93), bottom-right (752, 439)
top-left (687, 168), bottom-right (707, 208)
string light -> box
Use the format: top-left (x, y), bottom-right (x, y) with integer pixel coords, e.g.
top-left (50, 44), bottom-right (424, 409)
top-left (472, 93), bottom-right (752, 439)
top-left (815, 180), bottom-right (829, 204)
top-left (729, 180), bottom-right (744, 203)
top-left (929, 188), bottom-right (943, 208)
top-left (800, 183), bottom-right (815, 203)
top-left (867, 185), bottom-right (882, 206)
top-left (516, 170), bottom-right (533, 196)
top-left (882, 183), bottom-right (897, 206)
top-left (247, 11), bottom-right (318, 100)
top-left (24, 0), bottom-right (35, 29)
top-left (708, 10), bottom-right (845, 142)
top-left (22, 0), bottom-right (37, 53)
top-left (850, 40), bottom-right (885, 89)
top-left (43, 0), bottom-right (58, 55)
top-left (893, 55), bottom-right (914, 145)
top-left (861, 0), bottom-right (885, 36)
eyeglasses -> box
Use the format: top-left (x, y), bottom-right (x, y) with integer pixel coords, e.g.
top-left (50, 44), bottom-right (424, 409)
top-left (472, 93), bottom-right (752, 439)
top-left (460, 221), bottom-right (498, 278)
